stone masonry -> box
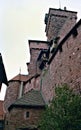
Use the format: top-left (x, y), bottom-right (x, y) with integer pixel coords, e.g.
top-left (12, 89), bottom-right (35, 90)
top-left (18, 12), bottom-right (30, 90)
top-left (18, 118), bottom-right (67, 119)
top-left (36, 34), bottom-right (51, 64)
top-left (4, 7), bottom-right (81, 130)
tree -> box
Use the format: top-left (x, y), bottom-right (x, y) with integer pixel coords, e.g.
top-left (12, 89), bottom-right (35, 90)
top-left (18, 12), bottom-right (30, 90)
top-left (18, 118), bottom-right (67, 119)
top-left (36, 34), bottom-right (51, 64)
top-left (39, 84), bottom-right (81, 130)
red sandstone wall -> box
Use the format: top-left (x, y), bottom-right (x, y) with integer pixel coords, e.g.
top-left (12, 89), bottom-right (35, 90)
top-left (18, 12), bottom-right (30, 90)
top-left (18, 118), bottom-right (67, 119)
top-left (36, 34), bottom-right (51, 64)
top-left (28, 41), bottom-right (48, 75)
top-left (58, 16), bottom-right (77, 42)
top-left (0, 101), bottom-right (4, 120)
top-left (4, 81), bottom-right (20, 112)
top-left (41, 22), bottom-right (81, 103)
top-left (24, 76), bottom-right (40, 94)
top-left (4, 8), bottom-right (80, 130)
top-left (45, 8), bottom-right (77, 41)
top-left (28, 48), bottom-right (41, 75)
top-left (4, 107), bottom-right (43, 130)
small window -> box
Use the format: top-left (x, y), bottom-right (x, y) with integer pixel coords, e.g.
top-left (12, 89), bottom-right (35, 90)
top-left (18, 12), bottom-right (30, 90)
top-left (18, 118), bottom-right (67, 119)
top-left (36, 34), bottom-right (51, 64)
top-left (69, 68), bottom-right (72, 72)
top-left (77, 48), bottom-right (79, 51)
top-left (69, 56), bottom-right (71, 59)
top-left (73, 29), bottom-right (78, 37)
top-left (59, 46), bottom-right (63, 52)
top-left (26, 111), bottom-right (30, 118)
top-left (29, 80), bottom-right (31, 84)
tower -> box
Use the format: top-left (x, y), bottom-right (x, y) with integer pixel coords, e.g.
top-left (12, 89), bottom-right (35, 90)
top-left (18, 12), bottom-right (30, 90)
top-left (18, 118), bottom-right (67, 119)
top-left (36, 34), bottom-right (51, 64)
top-left (44, 8), bottom-right (77, 41)
top-left (27, 40), bottom-right (49, 75)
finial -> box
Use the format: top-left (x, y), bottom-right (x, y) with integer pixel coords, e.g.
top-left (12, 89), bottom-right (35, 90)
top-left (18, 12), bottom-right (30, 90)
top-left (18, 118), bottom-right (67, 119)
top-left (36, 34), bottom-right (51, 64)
top-left (19, 67), bottom-right (21, 74)
top-left (59, 0), bottom-right (61, 9)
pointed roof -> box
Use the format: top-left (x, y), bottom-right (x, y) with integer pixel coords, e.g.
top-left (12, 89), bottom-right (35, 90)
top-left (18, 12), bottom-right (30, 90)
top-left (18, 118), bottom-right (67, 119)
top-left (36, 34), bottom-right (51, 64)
top-left (9, 74), bottom-right (31, 82)
top-left (8, 89), bottom-right (45, 111)
top-left (9, 73), bottom-right (40, 84)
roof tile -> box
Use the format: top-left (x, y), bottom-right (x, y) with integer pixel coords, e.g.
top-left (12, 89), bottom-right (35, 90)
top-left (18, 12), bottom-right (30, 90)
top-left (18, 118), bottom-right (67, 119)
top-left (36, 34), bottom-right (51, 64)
top-left (9, 90), bottom-right (45, 110)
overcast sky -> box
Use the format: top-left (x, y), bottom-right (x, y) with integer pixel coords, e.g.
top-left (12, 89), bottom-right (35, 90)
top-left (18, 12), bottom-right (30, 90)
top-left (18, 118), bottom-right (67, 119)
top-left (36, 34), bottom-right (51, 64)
top-left (0, 0), bottom-right (81, 100)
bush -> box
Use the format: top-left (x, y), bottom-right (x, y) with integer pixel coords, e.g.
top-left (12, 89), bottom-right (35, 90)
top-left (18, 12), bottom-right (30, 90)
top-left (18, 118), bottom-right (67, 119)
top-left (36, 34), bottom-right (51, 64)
top-left (39, 84), bottom-right (81, 130)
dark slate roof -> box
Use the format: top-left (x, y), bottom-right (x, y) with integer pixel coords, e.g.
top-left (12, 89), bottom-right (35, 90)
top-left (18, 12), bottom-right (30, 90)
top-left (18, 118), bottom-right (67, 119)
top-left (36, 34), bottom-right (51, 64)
top-left (8, 89), bottom-right (45, 111)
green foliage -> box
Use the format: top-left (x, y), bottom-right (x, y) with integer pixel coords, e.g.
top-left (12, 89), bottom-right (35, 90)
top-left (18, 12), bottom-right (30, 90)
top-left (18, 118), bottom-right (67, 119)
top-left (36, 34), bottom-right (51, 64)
top-left (39, 84), bottom-right (81, 130)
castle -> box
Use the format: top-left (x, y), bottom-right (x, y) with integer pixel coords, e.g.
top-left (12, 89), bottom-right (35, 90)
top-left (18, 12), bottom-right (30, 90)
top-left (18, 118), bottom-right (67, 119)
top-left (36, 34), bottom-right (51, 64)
top-left (3, 7), bottom-right (81, 130)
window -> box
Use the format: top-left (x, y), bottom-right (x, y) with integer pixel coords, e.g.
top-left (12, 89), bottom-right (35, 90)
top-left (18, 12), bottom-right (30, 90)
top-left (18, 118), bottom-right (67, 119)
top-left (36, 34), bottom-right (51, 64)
top-left (24, 111), bottom-right (30, 119)
top-left (72, 28), bottom-right (78, 37)
top-left (26, 111), bottom-right (30, 118)
top-left (77, 48), bottom-right (79, 51)
top-left (59, 45), bottom-right (63, 52)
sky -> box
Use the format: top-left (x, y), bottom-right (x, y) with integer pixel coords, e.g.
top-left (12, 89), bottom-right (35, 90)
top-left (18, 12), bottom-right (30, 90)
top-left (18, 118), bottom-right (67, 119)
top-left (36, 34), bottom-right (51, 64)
top-left (0, 0), bottom-right (81, 100)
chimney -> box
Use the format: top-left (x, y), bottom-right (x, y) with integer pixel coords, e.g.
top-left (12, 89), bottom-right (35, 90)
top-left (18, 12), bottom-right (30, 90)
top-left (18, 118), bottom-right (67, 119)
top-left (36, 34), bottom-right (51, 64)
top-left (18, 81), bottom-right (23, 98)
